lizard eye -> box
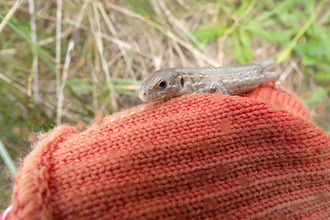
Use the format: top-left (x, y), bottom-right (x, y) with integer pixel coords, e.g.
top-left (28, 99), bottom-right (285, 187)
top-left (158, 80), bottom-right (167, 89)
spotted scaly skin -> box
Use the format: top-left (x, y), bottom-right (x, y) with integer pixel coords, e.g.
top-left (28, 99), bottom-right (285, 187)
top-left (139, 60), bottom-right (288, 102)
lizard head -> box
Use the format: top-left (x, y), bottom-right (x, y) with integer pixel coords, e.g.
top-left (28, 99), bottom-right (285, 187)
top-left (139, 68), bottom-right (183, 102)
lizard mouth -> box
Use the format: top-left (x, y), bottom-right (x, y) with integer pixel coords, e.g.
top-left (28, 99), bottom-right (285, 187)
top-left (139, 90), bottom-right (169, 102)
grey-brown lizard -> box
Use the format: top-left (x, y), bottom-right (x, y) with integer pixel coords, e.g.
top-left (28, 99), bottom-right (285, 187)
top-left (139, 60), bottom-right (289, 102)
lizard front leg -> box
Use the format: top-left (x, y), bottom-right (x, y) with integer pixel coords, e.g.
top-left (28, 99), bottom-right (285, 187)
top-left (201, 80), bottom-right (230, 95)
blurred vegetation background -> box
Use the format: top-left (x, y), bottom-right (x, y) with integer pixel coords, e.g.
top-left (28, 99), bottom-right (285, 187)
top-left (1, 0), bottom-right (330, 209)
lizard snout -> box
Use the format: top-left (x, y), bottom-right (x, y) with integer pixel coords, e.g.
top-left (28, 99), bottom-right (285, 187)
top-left (139, 87), bottom-right (150, 102)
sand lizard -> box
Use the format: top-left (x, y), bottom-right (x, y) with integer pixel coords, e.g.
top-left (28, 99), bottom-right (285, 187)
top-left (139, 60), bottom-right (289, 102)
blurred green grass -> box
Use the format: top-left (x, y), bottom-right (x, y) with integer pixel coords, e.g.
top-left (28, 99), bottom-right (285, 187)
top-left (1, 0), bottom-right (330, 210)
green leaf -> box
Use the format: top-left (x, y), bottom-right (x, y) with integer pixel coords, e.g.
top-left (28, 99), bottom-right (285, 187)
top-left (190, 24), bottom-right (228, 45)
top-left (67, 78), bottom-right (94, 94)
top-left (304, 0), bottom-right (315, 16)
top-left (315, 72), bottom-right (330, 81)
top-left (294, 40), bottom-right (329, 57)
top-left (232, 31), bottom-right (245, 64)
top-left (238, 29), bottom-right (253, 62)
top-left (245, 22), bottom-right (293, 46)
top-left (301, 54), bottom-right (317, 66)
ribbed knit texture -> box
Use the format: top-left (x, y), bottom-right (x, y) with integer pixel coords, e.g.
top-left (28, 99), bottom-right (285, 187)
top-left (9, 83), bottom-right (330, 219)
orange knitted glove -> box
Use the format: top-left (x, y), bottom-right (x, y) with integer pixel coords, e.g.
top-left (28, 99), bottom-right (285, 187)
top-left (6, 82), bottom-right (330, 219)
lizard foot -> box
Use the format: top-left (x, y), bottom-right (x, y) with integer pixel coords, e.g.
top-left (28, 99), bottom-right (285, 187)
top-left (274, 80), bottom-right (290, 95)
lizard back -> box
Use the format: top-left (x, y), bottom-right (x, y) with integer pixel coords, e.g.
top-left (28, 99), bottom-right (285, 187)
top-left (175, 60), bottom-right (276, 95)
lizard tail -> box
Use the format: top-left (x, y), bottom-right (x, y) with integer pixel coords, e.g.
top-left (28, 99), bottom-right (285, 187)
top-left (257, 59), bottom-right (278, 71)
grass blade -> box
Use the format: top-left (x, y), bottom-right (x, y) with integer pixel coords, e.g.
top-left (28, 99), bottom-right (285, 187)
top-left (0, 140), bottom-right (17, 176)
top-left (276, 0), bottom-right (328, 63)
top-left (0, 0), bottom-right (24, 33)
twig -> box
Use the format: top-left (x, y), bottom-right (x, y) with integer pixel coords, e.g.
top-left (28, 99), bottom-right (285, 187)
top-left (0, 72), bottom-right (83, 121)
top-left (155, 0), bottom-right (208, 57)
top-left (105, 2), bottom-right (218, 67)
top-left (97, 2), bottom-right (136, 80)
top-left (91, 2), bottom-right (118, 109)
top-left (90, 64), bottom-right (99, 111)
top-left (171, 39), bottom-right (189, 66)
top-left (56, 39), bottom-right (74, 125)
top-left (0, 0), bottom-right (24, 33)
top-left (0, 73), bottom-right (27, 94)
top-left (175, 0), bottom-right (190, 10)
top-left (64, 18), bottom-right (144, 56)
top-left (150, 0), bottom-right (188, 66)
top-left (28, 0), bottom-right (39, 101)
top-left (56, 0), bottom-right (88, 125)
top-left (56, 0), bottom-right (63, 97)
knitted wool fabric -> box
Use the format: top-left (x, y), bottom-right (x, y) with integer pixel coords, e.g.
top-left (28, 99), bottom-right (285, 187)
top-left (7, 83), bottom-right (330, 220)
